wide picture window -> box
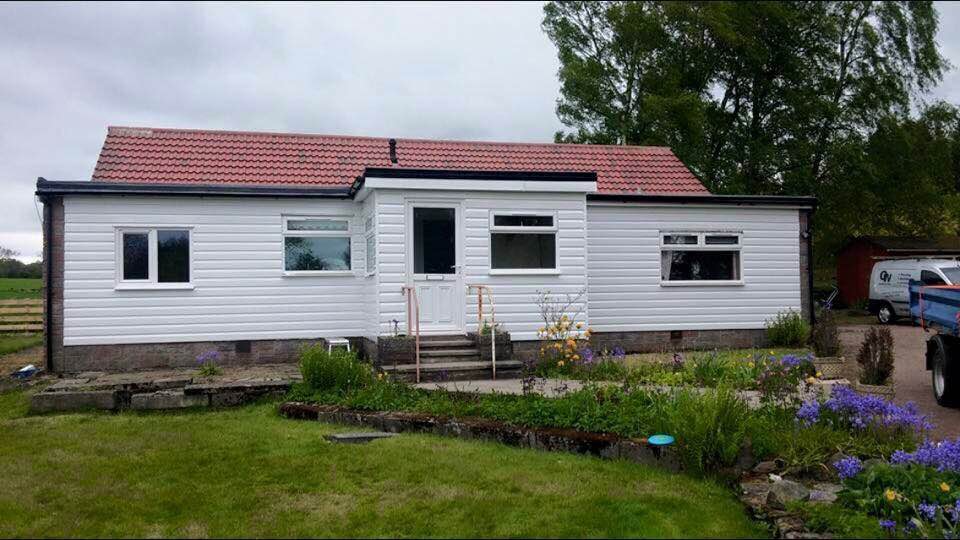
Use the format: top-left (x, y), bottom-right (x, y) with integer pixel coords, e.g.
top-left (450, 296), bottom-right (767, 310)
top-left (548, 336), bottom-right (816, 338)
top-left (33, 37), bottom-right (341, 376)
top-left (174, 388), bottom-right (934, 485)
top-left (117, 228), bottom-right (191, 286)
top-left (490, 213), bottom-right (557, 271)
top-left (660, 233), bottom-right (741, 283)
top-left (283, 218), bottom-right (351, 273)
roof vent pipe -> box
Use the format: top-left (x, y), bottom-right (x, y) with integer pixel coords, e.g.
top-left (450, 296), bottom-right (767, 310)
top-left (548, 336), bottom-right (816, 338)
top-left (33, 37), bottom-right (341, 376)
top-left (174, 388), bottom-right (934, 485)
top-left (388, 138), bottom-right (398, 164)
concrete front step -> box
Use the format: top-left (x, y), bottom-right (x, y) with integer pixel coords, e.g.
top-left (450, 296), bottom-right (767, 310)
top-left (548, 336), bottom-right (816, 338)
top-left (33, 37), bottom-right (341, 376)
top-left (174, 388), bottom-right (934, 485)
top-left (382, 360), bottom-right (523, 382)
top-left (418, 339), bottom-right (476, 349)
top-left (419, 348), bottom-right (478, 358)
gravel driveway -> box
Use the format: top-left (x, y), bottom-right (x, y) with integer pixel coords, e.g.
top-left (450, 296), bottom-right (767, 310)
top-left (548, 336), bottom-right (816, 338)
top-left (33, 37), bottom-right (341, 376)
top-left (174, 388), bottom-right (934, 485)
top-left (839, 323), bottom-right (960, 440)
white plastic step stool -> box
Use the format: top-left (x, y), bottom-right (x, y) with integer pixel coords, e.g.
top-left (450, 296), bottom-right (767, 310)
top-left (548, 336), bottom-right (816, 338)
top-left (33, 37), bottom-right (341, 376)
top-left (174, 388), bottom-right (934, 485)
top-left (327, 338), bottom-right (351, 353)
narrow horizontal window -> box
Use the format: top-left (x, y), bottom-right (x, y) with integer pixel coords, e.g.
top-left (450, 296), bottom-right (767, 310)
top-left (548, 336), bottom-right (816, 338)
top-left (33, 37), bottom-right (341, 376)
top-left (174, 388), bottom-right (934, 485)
top-left (287, 219), bottom-right (348, 232)
top-left (663, 234), bottom-right (698, 245)
top-left (705, 235), bottom-right (739, 245)
top-left (284, 237), bottom-right (351, 271)
top-left (493, 215), bottom-right (554, 228)
top-left (491, 233), bottom-right (556, 270)
top-left (122, 232), bottom-right (149, 280)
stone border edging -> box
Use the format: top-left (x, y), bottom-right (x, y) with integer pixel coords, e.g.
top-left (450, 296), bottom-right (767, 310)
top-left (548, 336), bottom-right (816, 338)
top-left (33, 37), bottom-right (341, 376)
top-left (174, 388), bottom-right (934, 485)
top-left (279, 402), bottom-right (682, 471)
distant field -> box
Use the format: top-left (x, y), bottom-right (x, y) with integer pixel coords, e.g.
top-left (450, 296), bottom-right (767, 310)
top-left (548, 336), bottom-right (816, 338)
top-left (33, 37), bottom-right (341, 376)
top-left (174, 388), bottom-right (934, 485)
top-left (0, 279), bottom-right (41, 300)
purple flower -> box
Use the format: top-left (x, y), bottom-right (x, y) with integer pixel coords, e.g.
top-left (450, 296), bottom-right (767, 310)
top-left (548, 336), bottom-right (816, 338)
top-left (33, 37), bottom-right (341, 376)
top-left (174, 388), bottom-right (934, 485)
top-left (612, 346), bottom-right (625, 360)
top-left (833, 456), bottom-right (862, 480)
top-left (918, 502), bottom-right (938, 521)
top-left (889, 437), bottom-right (960, 472)
top-left (878, 519), bottom-right (896, 532)
top-left (196, 350), bottom-right (221, 364)
top-left (796, 400), bottom-right (821, 426)
top-left (580, 347), bottom-right (595, 364)
top-left (814, 385), bottom-right (931, 433)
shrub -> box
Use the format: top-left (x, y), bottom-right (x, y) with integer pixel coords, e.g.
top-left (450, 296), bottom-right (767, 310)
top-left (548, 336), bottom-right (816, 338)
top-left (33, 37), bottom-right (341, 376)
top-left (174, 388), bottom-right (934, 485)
top-left (665, 386), bottom-right (751, 474)
top-left (688, 351), bottom-right (729, 387)
top-left (756, 354), bottom-right (816, 404)
top-left (299, 344), bottom-right (372, 393)
top-left (535, 289), bottom-right (590, 372)
top-left (857, 327), bottom-right (895, 385)
top-left (811, 308), bottom-right (841, 357)
top-left (766, 310), bottom-right (811, 347)
top-left (196, 350), bottom-right (223, 377)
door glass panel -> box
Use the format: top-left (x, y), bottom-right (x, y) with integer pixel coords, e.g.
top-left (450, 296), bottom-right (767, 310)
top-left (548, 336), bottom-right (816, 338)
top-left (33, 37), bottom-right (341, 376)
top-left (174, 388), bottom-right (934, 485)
top-left (414, 207), bottom-right (456, 274)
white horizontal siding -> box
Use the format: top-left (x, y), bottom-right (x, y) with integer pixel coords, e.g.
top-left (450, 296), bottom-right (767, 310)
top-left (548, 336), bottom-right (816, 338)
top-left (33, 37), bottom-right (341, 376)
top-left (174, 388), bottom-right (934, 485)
top-left (62, 195), bottom-right (372, 346)
top-left (586, 203), bottom-right (802, 331)
top-left (376, 190), bottom-right (588, 341)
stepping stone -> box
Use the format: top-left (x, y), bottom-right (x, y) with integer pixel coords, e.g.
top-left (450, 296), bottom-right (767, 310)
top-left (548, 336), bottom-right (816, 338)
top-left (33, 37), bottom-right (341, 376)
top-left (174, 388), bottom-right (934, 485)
top-left (325, 432), bottom-right (396, 444)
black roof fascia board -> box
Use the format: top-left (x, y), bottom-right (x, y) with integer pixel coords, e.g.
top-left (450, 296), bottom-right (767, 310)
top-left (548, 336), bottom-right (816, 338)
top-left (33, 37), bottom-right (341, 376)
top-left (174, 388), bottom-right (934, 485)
top-left (363, 168), bottom-right (598, 183)
top-left (588, 193), bottom-right (816, 208)
top-left (35, 178), bottom-right (353, 198)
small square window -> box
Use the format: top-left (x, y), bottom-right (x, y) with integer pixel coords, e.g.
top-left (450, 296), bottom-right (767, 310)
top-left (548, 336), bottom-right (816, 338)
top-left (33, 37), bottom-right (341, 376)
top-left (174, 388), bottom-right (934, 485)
top-left (117, 228), bottom-right (192, 287)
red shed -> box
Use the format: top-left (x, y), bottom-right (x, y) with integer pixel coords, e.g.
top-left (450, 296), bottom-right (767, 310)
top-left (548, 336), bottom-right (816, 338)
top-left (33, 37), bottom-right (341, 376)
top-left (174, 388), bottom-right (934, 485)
top-left (837, 236), bottom-right (960, 306)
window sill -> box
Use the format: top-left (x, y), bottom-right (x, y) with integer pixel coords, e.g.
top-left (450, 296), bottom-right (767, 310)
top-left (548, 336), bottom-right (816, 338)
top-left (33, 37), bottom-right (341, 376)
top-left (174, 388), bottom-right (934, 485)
top-left (660, 280), bottom-right (744, 287)
top-left (115, 283), bottom-right (195, 291)
top-left (489, 269), bottom-right (561, 276)
top-left (283, 270), bottom-right (355, 277)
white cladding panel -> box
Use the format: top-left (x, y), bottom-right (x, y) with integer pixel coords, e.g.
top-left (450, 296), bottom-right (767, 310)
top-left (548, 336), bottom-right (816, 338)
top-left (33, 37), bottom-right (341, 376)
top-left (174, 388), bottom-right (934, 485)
top-left (586, 203), bottom-right (802, 331)
top-left (62, 196), bottom-right (372, 345)
top-left (375, 190), bottom-right (588, 341)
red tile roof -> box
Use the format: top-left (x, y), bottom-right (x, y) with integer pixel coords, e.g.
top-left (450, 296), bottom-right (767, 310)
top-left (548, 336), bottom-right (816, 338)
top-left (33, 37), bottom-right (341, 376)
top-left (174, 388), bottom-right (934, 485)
top-left (92, 126), bottom-right (709, 194)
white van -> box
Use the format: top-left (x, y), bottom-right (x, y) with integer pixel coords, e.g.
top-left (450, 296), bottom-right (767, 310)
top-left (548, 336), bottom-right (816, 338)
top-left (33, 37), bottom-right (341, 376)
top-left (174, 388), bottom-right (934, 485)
top-left (869, 258), bottom-right (960, 323)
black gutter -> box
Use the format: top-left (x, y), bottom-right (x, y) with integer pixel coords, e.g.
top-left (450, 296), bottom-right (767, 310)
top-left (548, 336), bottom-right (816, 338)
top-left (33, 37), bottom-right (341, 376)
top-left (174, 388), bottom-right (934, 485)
top-left (588, 193), bottom-right (817, 207)
top-left (35, 178), bottom-right (353, 198)
top-left (363, 168), bottom-right (598, 183)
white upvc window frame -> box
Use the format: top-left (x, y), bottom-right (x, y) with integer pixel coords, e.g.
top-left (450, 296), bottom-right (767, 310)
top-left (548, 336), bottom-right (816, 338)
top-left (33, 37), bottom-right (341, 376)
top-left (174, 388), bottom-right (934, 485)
top-left (114, 227), bottom-right (194, 290)
top-left (364, 213), bottom-right (376, 277)
top-left (488, 210), bottom-right (560, 275)
top-left (282, 215), bottom-right (353, 277)
top-left (659, 231), bottom-right (744, 287)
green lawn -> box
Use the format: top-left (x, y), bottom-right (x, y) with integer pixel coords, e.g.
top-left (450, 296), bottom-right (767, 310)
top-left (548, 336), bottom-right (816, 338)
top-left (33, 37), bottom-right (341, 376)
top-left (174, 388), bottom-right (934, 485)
top-left (0, 278), bottom-right (41, 300)
top-left (0, 390), bottom-right (765, 538)
top-left (0, 333), bottom-right (43, 357)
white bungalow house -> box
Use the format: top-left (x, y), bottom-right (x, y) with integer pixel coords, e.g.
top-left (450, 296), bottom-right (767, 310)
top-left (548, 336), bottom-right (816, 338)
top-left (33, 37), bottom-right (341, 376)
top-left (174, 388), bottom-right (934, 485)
top-left (37, 127), bottom-right (814, 377)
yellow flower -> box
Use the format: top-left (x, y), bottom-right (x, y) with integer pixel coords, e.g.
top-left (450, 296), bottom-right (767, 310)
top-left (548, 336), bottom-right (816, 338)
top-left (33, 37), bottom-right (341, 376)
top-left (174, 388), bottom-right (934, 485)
top-left (769, 350), bottom-right (775, 355)
top-left (941, 482), bottom-right (951, 492)
top-left (884, 488), bottom-right (897, 502)
top-left (572, 354), bottom-right (580, 361)
top-left (557, 360), bottom-right (565, 367)
top-left (566, 339), bottom-right (576, 348)
top-left (377, 373), bottom-right (384, 380)
top-left (816, 371), bottom-right (823, 378)
top-left (805, 376), bottom-right (817, 385)
top-left (576, 322), bottom-right (583, 329)
top-left (538, 327), bottom-right (545, 333)
top-left (747, 362), bottom-right (755, 368)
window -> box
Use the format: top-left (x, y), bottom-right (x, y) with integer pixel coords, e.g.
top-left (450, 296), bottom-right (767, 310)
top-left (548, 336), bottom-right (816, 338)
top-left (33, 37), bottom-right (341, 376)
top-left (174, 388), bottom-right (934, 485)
top-left (283, 217), bottom-right (351, 274)
top-left (116, 228), bottom-right (191, 288)
top-left (364, 214), bottom-right (376, 275)
top-left (660, 232), bottom-right (742, 284)
top-left (490, 212), bottom-right (557, 272)
top-left (921, 270), bottom-right (947, 286)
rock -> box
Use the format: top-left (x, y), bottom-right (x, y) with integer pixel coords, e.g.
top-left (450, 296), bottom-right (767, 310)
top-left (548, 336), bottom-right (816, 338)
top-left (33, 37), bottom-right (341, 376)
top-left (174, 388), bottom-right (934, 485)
top-left (775, 515), bottom-right (805, 534)
top-left (812, 482), bottom-right (842, 495)
top-left (30, 390), bottom-right (116, 413)
top-left (740, 480), bottom-right (770, 512)
top-left (808, 490), bottom-right (837, 504)
top-left (736, 439), bottom-right (756, 473)
top-left (130, 390), bottom-right (207, 410)
top-left (753, 460), bottom-right (780, 474)
top-left (769, 473), bottom-right (783, 483)
top-left (767, 479), bottom-right (811, 510)
top-left (325, 432), bottom-right (396, 444)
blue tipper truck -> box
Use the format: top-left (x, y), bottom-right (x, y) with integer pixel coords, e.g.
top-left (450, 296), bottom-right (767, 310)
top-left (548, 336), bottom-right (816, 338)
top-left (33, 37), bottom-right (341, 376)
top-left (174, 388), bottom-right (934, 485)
top-left (909, 280), bottom-right (960, 407)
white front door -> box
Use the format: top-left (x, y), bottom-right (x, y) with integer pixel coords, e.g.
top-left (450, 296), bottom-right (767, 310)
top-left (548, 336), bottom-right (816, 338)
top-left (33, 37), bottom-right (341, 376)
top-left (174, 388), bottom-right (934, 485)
top-left (408, 203), bottom-right (463, 334)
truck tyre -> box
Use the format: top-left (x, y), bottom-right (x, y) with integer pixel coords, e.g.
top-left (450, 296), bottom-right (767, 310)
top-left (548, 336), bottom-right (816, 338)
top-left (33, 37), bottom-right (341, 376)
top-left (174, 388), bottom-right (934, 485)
top-left (877, 302), bottom-right (897, 324)
top-left (931, 335), bottom-right (960, 407)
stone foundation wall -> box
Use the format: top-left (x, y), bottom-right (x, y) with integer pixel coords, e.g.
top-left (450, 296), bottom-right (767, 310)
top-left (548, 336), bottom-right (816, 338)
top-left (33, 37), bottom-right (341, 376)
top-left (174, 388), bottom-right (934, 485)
top-left (59, 338), bottom-right (328, 374)
top-left (512, 328), bottom-right (769, 362)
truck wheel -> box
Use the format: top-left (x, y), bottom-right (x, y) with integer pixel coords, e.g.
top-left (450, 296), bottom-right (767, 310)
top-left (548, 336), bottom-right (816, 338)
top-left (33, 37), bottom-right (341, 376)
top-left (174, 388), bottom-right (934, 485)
top-left (877, 302), bottom-right (897, 324)
top-left (931, 336), bottom-right (960, 407)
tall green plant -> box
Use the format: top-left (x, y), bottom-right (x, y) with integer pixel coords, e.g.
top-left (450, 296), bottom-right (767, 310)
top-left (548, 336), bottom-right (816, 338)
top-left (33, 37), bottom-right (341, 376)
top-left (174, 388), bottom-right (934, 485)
top-left (856, 327), bottom-right (895, 385)
top-left (766, 310), bottom-right (811, 347)
top-left (299, 344), bottom-right (372, 394)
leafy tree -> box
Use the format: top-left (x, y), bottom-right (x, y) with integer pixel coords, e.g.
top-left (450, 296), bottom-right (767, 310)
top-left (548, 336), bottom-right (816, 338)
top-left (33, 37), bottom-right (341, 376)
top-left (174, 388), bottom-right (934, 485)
top-left (542, 1), bottom-right (952, 266)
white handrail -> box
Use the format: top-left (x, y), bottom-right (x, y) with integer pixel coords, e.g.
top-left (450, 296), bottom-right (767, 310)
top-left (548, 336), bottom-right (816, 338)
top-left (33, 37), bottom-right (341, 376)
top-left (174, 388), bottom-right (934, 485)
top-left (401, 286), bottom-right (421, 383)
top-left (467, 284), bottom-right (497, 379)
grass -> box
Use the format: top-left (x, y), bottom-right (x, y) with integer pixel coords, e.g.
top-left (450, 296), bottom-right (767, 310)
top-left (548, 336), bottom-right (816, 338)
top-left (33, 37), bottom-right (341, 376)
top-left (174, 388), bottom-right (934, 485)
top-left (791, 501), bottom-right (883, 539)
top-left (0, 389), bottom-right (766, 538)
top-left (0, 333), bottom-right (43, 357)
top-left (0, 278), bottom-right (41, 300)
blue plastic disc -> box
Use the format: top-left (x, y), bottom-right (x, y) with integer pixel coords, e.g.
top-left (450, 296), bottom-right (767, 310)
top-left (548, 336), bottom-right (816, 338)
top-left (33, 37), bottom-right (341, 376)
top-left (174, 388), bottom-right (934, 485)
top-left (647, 434), bottom-right (675, 446)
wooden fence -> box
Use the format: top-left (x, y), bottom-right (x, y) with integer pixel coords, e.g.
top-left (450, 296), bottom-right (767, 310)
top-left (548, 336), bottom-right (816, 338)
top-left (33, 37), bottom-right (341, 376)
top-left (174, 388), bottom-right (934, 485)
top-left (0, 299), bottom-right (43, 333)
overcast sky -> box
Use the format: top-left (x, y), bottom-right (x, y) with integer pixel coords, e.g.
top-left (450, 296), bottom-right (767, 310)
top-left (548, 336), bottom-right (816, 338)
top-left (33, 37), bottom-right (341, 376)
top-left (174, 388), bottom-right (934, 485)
top-left (3, 1), bottom-right (960, 261)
